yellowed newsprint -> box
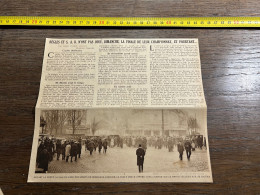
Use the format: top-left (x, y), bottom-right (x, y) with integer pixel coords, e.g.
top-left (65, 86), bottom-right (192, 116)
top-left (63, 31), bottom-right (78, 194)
top-left (28, 38), bottom-right (212, 182)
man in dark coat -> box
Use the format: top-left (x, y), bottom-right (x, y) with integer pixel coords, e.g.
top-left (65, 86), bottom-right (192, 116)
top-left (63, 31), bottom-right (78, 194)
top-left (184, 139), bottom-right (192, 160)
top-left (85, 139), bottom-right (89, 151)
top-left (98, 138), bottom-right (103, 154)
top-left (56, 140), bottom-right (62, 160)
top-left (50, 139), bottom-right (55, 161)
top-left (177, 141), bottom-right (184, 160)
top-left (45, 139), bottom-right (54, 162)
top-left (87, 140), bottom-right (95, 155)
top-left (93, 138), bottom-right (98, 151)
top-left (198, 135), bottom-right (203, 149)
top-left (77, 141), bottom-right (82, 158)
top-left (136, 144), bottom-right (145, 173)
top-left (38, 146), bottom-right (49, 173)
top-left (102, 139), bottom-right (108, 153)
top-left (70, 141), bottom-right (78, 162)
top-left (37, 141), bottom-right (44, 165)
top-left (119, 137), bottom-right (123, 148)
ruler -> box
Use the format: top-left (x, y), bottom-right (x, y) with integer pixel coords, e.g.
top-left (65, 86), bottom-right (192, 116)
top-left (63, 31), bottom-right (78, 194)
top-left (1, 16), bottom-right (260, 27)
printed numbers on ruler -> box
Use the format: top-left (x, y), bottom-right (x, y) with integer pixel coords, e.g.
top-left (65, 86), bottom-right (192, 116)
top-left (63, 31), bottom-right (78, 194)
top-left (0, 16), bottom-right (260, 27)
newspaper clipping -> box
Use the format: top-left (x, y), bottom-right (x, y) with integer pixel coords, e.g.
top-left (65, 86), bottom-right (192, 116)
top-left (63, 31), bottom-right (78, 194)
top-left (28, 38), bottom-right (212, 182)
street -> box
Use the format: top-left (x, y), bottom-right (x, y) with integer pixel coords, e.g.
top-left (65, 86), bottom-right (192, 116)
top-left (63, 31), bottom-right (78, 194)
top-left (48, 145), bottom-right (209, 173)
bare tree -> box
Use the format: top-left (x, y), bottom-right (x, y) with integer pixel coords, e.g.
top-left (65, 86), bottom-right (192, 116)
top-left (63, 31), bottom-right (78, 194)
top-left (57, 110), bottom-right (69, 134)
top-left (162, 109), bottom-right (164, 135)
top-left (43, 110), bottom-right (68, 135)
top-left (44, 110), bottom-right (59, 134)
top-left (67, 110), bottom-right (86, 134)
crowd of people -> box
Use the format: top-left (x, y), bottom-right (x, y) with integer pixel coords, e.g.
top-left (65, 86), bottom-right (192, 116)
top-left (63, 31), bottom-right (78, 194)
top-left (36, 134), bottom-right (207, 173)
top-left (36, 135), bottom-right (112, 173)
top-left (123, 135), bottom-right (206, 152)
top-left (85, 137), bottom-right (109, 155)
top-left (36, 137), bottom-right (83, 173)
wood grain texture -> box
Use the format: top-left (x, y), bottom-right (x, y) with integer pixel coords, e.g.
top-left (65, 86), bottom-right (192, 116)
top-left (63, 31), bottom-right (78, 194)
top-left (0, 1), bottom-right (260, 194)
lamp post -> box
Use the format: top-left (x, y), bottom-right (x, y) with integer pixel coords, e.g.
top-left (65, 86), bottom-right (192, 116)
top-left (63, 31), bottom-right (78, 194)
top-left (161, 109), bottom-right (164, 136)
top-left (40, 116), bottom-right (46, 134)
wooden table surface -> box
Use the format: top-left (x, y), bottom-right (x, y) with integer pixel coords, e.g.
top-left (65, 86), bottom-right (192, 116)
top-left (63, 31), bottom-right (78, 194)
top-left (0, 1), bottom-right (259, 194)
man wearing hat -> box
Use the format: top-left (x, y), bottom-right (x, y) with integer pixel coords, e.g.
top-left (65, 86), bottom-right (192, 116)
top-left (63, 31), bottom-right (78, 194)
top-left (184, 137), bottom-right (192, 160)
top-left (136, 144), bottom-right (146, 173)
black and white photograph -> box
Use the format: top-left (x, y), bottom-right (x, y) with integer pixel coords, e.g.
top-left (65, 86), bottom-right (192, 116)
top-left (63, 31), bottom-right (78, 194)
top-left (34, 108), bottom-right (211, 176)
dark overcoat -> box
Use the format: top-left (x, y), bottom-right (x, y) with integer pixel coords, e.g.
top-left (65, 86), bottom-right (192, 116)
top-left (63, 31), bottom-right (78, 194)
top-left (38, 148), bottom-right (49, 172)
top-left (77, 143), bottom-right (82, 155)
top-left (184, 141), bottom-right (192, 151)
top-left (102, 140), bottom-right (108, 149)
top-left (70, 143), bottom-right (78, 156)
top-left (61, 143), bottom-right (66, 155)
top-left (136, 147), bottom-right (145, 166)
top-left (98, 139), bottom-right (103, 149)
top-left (56, 142), bottom-right (62, 155)
top-left (177, 143), bottom-right (184, 153)
top-left (87, 141), bottom-right (95, 151)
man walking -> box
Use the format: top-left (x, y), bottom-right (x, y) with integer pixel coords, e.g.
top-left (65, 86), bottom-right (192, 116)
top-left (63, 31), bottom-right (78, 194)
top-left (184, 138), bottom-right (192, 160)
top-left (177, 141), bottom-right (184, 160)
top-left (87, 139), bottom-right (95, 155)
top-left (103, 139), bottom-right (108, 154)
top-left (98, 138), bottom-right (103, 154)
top-left (136, 144), bottom-right (145, 173)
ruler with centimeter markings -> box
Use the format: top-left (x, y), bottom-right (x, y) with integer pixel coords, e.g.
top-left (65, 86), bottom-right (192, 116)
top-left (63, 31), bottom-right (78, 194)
top-left (0, 16), bottom-right (260, 27)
